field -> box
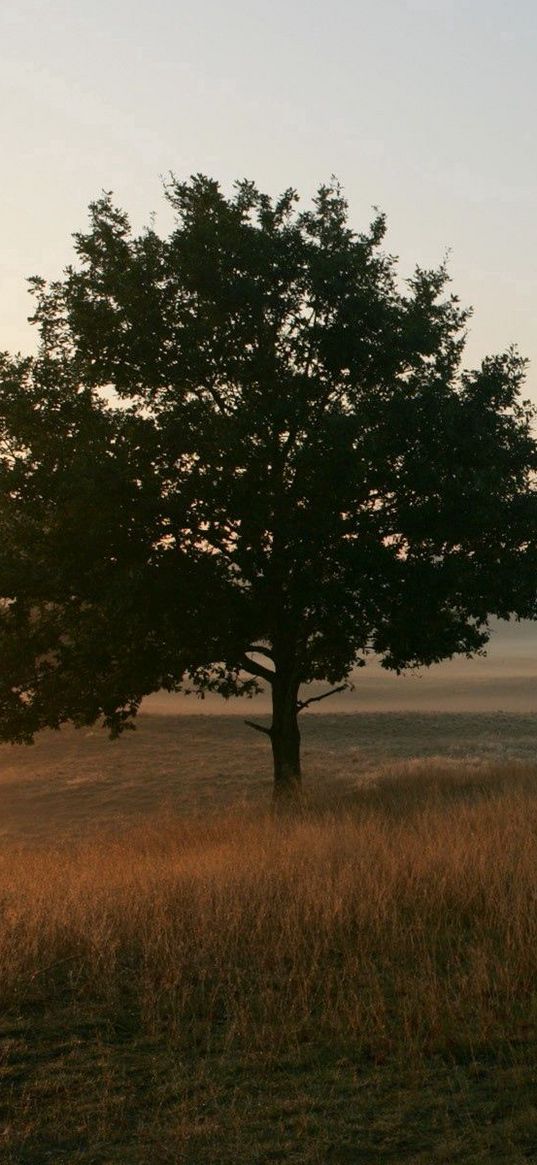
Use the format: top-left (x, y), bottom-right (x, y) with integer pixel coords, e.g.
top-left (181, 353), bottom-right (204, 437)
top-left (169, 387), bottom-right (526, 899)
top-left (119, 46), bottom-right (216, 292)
top-left (2, 712), bottom-right (537, 1162)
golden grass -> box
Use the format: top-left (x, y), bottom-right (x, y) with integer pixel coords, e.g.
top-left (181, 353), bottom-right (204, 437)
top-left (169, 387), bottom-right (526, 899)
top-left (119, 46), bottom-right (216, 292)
top-left (2, 759), bottom-right (537, 1058)
top-left (2, 758), bottom-right (537, 1161)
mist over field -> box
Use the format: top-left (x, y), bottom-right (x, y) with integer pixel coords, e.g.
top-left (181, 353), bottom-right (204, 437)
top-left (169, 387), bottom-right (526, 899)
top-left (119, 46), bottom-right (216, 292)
top-left (145, 618), bottom-right (537, 716)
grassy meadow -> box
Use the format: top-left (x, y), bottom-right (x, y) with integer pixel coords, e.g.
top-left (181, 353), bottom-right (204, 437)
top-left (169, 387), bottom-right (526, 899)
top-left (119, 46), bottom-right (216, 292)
top-left (1, 714), bottom-right (537, 1161)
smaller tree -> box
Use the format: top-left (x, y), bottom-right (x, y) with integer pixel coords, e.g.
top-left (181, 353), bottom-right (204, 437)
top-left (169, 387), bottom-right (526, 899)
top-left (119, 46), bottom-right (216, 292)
top-left (1, 176), bottom-right (536, 806)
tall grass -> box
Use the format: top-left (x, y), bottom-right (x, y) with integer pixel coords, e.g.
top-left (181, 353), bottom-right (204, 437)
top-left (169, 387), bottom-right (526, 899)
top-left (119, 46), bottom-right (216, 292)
top-left (2, 758), bottom-right (537, 1065)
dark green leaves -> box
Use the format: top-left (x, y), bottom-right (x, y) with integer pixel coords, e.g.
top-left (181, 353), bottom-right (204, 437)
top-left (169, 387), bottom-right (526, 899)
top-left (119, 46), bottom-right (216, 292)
top-left (1, 175), bottom-right (536, 740)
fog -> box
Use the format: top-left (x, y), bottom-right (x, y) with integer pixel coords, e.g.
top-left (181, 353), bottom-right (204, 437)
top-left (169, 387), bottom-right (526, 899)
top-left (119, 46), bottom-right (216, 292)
top-left (144, 618), bottom-right (537, 716)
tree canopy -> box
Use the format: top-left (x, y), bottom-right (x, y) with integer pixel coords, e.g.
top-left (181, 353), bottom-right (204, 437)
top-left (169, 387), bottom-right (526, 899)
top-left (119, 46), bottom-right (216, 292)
top-left (1, 176), bottom-right (536, 802)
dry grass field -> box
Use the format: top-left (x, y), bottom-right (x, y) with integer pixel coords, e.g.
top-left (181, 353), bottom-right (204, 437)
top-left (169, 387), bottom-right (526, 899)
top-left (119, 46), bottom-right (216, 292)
top-left (1, 714), bottom-right (537, 1162)
top-left (3, 709), bottom-right (537, 843)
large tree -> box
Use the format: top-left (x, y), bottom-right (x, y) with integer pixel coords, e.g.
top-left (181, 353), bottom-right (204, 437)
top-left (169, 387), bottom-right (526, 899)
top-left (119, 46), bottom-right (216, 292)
top-left (1, 176), bottom-right (536, 805)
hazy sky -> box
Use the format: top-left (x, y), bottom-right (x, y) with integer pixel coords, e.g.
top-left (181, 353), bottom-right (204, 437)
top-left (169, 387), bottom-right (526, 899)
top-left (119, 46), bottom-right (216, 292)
top-left (2, 0), bottom-right (537, 402)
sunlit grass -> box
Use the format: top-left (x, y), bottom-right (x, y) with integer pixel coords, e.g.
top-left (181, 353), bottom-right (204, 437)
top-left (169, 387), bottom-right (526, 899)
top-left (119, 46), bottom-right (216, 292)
top-left (2, 760), bottom-right (537, 1162)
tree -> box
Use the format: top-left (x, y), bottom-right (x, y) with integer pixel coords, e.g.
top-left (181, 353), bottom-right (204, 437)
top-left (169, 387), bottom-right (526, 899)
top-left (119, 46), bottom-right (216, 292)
top-left (1, 176), bottom-right (536, 806)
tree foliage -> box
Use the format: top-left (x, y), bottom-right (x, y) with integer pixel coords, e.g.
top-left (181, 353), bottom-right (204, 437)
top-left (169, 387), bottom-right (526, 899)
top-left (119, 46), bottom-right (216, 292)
top-left (1, 176), bottom-right (536, 796)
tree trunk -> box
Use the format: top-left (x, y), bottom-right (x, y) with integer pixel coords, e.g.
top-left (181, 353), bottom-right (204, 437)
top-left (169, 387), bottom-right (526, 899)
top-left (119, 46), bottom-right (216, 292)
top-left (270, 673), bottom-right (302, 812)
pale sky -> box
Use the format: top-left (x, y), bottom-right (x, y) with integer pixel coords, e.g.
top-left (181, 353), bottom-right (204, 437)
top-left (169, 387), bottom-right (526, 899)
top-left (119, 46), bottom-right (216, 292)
top-left (2, 0), bottom-right (537, 404)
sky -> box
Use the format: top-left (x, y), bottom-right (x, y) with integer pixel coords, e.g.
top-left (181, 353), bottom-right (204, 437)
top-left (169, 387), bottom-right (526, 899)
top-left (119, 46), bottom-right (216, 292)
top-left (3, 0), bottom-right (537, 383)
top-left (2, 0), bottom-right (537, 699)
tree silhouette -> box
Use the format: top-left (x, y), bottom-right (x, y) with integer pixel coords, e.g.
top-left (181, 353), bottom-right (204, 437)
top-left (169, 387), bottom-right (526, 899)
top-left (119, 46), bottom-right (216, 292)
top-left (1, 176), bottom-right (536, 805)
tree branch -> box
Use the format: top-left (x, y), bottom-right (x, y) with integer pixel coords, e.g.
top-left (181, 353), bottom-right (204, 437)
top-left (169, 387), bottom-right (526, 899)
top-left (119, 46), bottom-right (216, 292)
top-left (203, 380), bottom-right (231, 415)
top-left (244, 719), bottom-right (272, 736)
top-left (241, 653), bottom-right (275, 683)
top-left (297, 683), bottom-right (350, 713)
top-left (303, 306), bottom-right (318, 380)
